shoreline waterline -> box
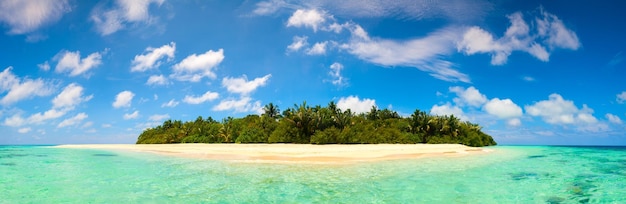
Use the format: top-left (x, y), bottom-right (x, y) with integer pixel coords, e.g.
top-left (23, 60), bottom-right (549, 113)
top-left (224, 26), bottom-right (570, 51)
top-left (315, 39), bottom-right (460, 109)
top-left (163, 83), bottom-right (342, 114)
top-left (54, 143), bottom-right (493, 164)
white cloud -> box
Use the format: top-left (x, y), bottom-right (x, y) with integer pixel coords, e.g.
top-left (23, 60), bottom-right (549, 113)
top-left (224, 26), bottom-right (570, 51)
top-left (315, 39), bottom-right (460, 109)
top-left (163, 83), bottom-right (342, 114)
top-left (275, 0), bottom-right (492, 22)
top-left (253, 0), bottom-right (287, 15)
top-left (212, 96), bottom-right (263, 113)
top-left (183, 91), bottom-right (219, 104)
top-left (449, 86), bottom-right (487, 107)
top-left (58, 112), bottom-right (88, 128)
top-left (457, 9), bottom-right (579, 65)
top-left (525, 93), bottom-right (599, 125)
top-left (28, 109), bottom-right (66, 124)
top-left (328, 62), bottom-right (347, 87)
top-left (112, 90), bottom-right (135, 108)
top-left (429, 103), bottom-right (468, 121)
top-left (52, 83), bottom-right (93, 110)
top-left (287, 9), bottom-right (327, 32)
top-left (322, 22), bottom-right (348, 33)
top-left (617, 91), bottom-right (626, 104)
top-left (536, 8), bottom-right (581, 50)
top-left (123, 110), bottom-right (139, 120)
top-left (522, 76), bottom-right (535, 81)
top-left (287, 36), bottom-right (308, 52)
top-left (345, 25), bottom-right (470, 83)
top-left (82, 121), bottom-right (93, 128)
top-left (4, 109), bottom-right (68, 127)
top-left (148, 114), bottom-right (169, 121)
top-left (38, 62), bottom-right (50, 71)
top-left (54, 50), bottom-right (103, 77)
top-left (102, 123), bottom-right (112, 128)
top-left (507, 118), bottom-right (521, 127)
top-left (172, 49), bottom-right (224, 82)
top-left (18, 127), bottom-right (31, 134)
top-left (4, 114), bottom-right (25, 127)
top-left (483, 98), bottom-right (523, 118)
top-left (222, 74), bottom-right (271, 95)
top-left (146, 74), bottom-right (169, 85)
top-left (90, 0), bottom-right (165, 36)
top-left (306, 41), bottom-right (328, 55)
top-left (0, 0), bottom-right (71, 34)
top-left (161, 99), bottom-right (179, 107)
top-left (337, 95), bottom-right (376, 114)
top-left (605, 113), bottom-right (622, 124)
top-left (131, 42), bottom-right (176, 72)
top-left (0, 67), bottom-right (54, 106)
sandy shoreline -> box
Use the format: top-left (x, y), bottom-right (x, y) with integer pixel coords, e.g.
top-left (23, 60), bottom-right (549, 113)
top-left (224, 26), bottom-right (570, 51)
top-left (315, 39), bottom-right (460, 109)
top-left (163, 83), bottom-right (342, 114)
top-left (55, 143), bottom-right (492, 164)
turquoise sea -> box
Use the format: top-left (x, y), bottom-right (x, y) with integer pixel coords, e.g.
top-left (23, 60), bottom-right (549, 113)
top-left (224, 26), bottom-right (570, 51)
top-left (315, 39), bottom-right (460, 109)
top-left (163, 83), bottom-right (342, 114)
top-left (1, 146), bottom-right (625, 203)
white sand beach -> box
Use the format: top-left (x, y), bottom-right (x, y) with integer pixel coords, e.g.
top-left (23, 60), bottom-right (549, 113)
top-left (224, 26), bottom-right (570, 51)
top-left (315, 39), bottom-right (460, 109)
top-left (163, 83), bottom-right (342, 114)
top-left (56, 143), bottom-right (492, 164)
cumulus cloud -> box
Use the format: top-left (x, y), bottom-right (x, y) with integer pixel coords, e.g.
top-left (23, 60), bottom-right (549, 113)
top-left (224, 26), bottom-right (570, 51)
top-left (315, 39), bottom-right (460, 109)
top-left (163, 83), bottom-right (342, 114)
top-left (28, 109), bottom-right (66, 124)
top-left (287, 9), bottom-right (327, 32)
top-left (337, 95), bottom-right (376, 114)
top-left (0, 67), bottom-right (54, 106)
top-left (483, 98), bottom-right (523, 119)
top-left (58, 112), bottom-right (88, 128)
top-left (344, 24), bottom-right (470, 83)
top-left (146, 75), bottom-right (169, 85)
top-left (306, 41), bottom-right (328, 55)
top-left (457, 9), bottom-right (580, 65)
top-left (617, 91), bottom-right (626, 104)
top-left (131, 42), bottom-right (175, 72)
top-left (148, 114), bottom-right (170, 121)
top-left (0, 0), bottom-right (71, 34)
top-left (429, 103), bottom-right (468, 121)
top-left (287, 36), bottom-right (308, 52)
top-left (52, 83), bottom-right (93, 110)
top-left (53, 50), bottom-right (104, 77)
top-left (38, 62), bottom-right (50, 71)
top-left (3, 114), bottom-right (25, 127)
top-left (525, 94), bottom-right (600, 127)
top-left (605, 113), bottom-right (622, 124)
top-left (90, 0), bottom-right (165, 36)
top-left (183, 91), bottom-right (219, 104)
top-left (212, 96), bottom-right (263, 113)
top-left (112, 90), bottom-right (135, 108)
top-left (123, 110), bottom-right (139, 120)
top-left (161, 99), bottom-right (179, 107)
top-left (4, 109), bottom-right (68, 127)
top-left (449, 86), bottom-right (487, 107)
top-left (328, 62), bottom-right (347, 87)
top-left (222, 74), bottom-right (271, 95)
top-left (172, 49), bottom-right (224, 82)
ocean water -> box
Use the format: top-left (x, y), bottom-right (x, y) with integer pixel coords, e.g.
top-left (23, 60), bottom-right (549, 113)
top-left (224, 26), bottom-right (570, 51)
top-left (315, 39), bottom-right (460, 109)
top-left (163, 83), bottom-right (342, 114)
top-left (1, 146), bottom-right (625, 203)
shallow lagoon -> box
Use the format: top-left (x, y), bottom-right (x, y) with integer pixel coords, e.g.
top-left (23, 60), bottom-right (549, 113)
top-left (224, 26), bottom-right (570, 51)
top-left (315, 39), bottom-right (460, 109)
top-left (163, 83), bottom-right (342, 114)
top-left (1, 146), bottom-right (625, 203)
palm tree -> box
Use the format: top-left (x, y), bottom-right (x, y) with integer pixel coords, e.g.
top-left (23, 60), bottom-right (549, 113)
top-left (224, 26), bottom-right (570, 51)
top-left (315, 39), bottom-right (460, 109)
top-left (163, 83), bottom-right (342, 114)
top-left (263, 103), bottom-right (280, 119)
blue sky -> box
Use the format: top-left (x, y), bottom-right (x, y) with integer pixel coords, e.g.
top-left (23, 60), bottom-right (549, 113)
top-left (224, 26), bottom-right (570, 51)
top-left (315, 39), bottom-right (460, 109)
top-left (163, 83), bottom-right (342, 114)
top-left (1, 0), bottom-right (625, 145)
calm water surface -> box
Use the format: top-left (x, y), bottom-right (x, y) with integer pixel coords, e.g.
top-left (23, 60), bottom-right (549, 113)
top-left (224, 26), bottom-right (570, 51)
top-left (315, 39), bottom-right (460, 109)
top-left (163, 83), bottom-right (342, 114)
top-left (1, 145), bottom-right (625, 203)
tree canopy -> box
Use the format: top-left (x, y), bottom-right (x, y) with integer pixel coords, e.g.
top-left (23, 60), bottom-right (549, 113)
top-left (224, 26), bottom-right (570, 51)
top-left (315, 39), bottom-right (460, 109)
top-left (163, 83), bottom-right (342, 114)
top-left (137, 102), bottom-right (497, 147)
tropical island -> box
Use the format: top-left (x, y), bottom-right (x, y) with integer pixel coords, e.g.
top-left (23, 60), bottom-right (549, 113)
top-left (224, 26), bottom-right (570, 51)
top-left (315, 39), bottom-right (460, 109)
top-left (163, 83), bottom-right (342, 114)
top-left (137, 101), bottom-right (496, 147)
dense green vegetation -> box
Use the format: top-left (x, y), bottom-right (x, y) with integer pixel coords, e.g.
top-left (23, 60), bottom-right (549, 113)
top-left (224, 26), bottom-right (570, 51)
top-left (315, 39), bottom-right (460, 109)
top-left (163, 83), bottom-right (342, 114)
top-left (137, 102), bottom-right (497, 147)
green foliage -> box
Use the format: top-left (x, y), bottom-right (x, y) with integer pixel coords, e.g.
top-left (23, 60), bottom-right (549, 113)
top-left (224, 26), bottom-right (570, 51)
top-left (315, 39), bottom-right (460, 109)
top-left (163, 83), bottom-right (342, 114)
top-left (310, 127), bottom-right (340, 144)
top-left (235, 127), bottom-right (267, 143)
top-left (137, 101), bottom-right (498, 147)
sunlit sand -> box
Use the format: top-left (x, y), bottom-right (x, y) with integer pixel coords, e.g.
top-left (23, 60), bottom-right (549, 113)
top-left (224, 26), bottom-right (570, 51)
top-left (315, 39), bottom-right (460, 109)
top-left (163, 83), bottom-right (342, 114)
top-left (56, 143), bottom-right (492, 164)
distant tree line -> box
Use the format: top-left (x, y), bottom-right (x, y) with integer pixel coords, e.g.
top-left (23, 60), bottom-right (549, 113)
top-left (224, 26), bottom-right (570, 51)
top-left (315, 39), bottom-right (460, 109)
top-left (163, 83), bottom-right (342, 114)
top-left (137, 102), bottom-right (497, 147)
